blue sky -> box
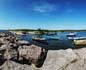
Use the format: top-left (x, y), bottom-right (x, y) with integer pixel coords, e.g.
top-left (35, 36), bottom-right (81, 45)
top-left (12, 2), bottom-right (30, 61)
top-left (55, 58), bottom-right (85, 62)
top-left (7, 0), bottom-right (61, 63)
top-left (0, 0), bottom-right (86, 30)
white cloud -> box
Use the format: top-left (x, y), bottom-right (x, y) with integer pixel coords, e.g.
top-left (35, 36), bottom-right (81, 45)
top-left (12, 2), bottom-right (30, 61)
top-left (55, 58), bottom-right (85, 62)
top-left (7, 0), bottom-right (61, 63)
top-left (33, 2), bottom-right (56, 13)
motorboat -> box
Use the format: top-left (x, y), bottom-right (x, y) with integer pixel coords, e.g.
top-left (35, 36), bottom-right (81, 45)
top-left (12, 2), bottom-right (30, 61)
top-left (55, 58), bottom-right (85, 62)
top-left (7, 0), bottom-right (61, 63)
top-left (66, 32), bottom-right (76, 40)
top-left (32, 36), bottom-right (46, 41)
top-left (66, 32), bottom-right (76, 37)
top-left (73, 37), bottom-right (86, 40)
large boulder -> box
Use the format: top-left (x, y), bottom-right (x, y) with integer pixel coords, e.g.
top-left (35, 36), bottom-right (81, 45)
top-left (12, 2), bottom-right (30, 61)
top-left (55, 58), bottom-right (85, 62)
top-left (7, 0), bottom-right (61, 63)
top-left (42, 48), bottom-right (86, 70)
top-left (42, 49), bottom-right (78, 70)
top-left (17, 45), bottom-right (48, 68)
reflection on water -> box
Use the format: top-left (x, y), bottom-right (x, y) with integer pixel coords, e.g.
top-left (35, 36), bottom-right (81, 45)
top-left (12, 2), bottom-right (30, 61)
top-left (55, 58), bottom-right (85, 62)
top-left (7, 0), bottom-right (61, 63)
top-left (17, 31), bottom-right (86, 50)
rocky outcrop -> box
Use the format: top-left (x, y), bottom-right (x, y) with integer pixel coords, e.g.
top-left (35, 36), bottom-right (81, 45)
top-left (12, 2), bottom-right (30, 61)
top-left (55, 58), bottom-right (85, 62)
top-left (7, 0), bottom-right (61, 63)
top-left (0, 61), bottom-right (34, 70)
top-left (0, 32), bottom-right (48, 69)
top-left (42, 48), bottom-right (86, 70)
top-left (17, 45), bottom-right (48, 68)
top-left (1, 47), bottom-right (86, 70)
top-left (1, 32), bottom-right (86, 70)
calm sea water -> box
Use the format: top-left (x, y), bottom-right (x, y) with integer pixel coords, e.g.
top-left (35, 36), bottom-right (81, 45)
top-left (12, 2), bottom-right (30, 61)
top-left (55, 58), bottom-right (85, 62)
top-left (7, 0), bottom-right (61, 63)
top-left (17, 31), bottom-right (86, 50)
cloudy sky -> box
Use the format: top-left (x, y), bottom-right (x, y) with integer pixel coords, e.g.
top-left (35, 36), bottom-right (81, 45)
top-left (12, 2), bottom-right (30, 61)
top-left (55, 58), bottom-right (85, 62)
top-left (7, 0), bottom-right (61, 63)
top-left (0, 0), bottom-right (86, 29)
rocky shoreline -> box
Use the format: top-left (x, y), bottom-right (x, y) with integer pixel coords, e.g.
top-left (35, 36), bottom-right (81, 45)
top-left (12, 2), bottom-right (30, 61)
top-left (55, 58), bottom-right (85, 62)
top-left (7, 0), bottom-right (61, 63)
top-left (0, 32), bottom-right (86, 70)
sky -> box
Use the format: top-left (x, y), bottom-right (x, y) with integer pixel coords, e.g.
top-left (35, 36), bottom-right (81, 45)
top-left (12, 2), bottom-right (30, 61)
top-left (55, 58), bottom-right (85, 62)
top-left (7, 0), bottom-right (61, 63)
top-left (0, 0), bottom-right (86, 30)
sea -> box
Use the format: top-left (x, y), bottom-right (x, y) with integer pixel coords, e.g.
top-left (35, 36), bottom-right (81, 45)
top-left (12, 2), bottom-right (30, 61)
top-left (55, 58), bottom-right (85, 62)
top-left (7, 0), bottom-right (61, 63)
top-left (17, 31), bottom-right (86, 50)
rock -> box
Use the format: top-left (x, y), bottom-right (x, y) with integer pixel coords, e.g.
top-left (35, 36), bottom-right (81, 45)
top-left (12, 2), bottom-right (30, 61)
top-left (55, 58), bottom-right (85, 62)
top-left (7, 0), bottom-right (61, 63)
top-left (0, 45), bottom-right (7, 59)
top-left (0, 61), bottom-right (34, 70)
top-left (42, 49), bottom-right (78, 70)
top-left (18, 45), bottom-right (48, 68)
top-left (1, 32), bottom-right (86, 70)
top-left (1, 47), bottom-right (86, 70)
top-left (0, 45), bottom-right (7, 51)
top-left (42, 48), bottom-right (86, 70)
top-left (69, 48), bottom-right (86, 70)
top-left (0, 38), bottom-right (4, 43)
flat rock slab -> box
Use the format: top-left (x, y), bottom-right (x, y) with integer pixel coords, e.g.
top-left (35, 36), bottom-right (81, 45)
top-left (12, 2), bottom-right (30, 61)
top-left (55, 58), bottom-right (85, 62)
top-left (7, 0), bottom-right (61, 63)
top-left (42, 48), bottom-right (86, 70)
top-left (42, 49), bottom-right (78, 70)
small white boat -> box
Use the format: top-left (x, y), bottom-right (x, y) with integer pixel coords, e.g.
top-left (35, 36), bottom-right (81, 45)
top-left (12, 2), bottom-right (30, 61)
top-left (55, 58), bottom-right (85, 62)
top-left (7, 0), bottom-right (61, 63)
top-left (66, 32), bottom-right (76, 37)
top-left (32, 36), bottom-right (46, 41)
top-left (66, 32), bottom-right (76, 40)
top-left (68, 37), bottom-right (86, 40)
top-left (73, 37), bottom-right (86, 40)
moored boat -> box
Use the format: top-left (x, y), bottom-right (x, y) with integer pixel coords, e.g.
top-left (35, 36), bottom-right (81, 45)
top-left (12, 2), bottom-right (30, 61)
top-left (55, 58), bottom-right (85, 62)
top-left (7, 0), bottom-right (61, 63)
top-left (66, 32), bottom-right (76, 40)
top-left (66, 32), bottom-right (76, 37)
top-left (73, 37), bottom-right (86, 46)
top-left (32, 36), bottom-right (46, 41)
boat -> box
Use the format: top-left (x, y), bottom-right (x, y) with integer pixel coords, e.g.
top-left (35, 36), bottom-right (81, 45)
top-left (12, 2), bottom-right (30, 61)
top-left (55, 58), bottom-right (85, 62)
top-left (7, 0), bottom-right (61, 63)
top-left (73, 37), bottom-right (86, 40)
top-left (66, 32), bottom-right (76, 37)
top-left (46, 32), bottom-right (57, 36)
top-left (73, 37), bottom-right (86, 46)
top-left (32, 36), bottom-right (46, 41)
top-left (32, 36), bottom-right (48, 45)
top-left (66, 32), bottom-right (76, 40)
